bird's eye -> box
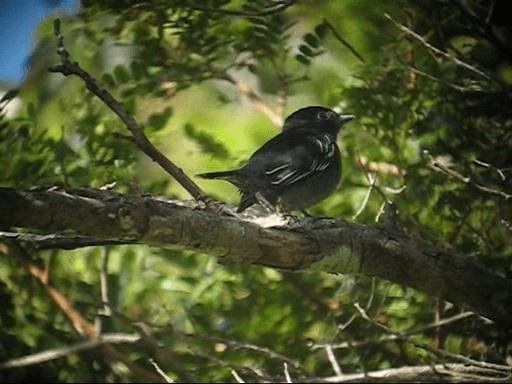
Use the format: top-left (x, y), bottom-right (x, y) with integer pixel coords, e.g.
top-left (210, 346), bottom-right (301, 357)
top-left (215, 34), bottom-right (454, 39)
top-left (317, 111), bottom-right (330, 120)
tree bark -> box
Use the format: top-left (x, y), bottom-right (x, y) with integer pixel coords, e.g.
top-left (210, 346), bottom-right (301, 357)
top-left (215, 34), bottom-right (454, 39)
top-left (1, 186), bottom-right (511, 325)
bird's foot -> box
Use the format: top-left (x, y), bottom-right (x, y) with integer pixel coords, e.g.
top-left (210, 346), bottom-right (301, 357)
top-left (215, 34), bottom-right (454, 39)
top-left (202, 198), bottom-right (237, 217)
top-left (255, 192), bottom-right (278, 214)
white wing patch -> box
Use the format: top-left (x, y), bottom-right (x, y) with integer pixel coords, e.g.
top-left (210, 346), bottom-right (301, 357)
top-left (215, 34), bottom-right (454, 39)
top-left (316, 134), bottom-right (336, 159)
top-left (267, 134), bottom-right (336, 186)
top-left (267, 167), bottom-right (298, 185)
top-left (265, 163), bottom-right (289, 175)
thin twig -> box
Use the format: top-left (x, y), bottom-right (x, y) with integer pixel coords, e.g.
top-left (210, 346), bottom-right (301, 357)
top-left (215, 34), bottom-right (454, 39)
top-left (352, 170), bottom-right (377, 220)
top-left (325, 345), bottom-right (343, 376)
top-left (0, 333), bottom-right (141, 370)
top-left (0, 230), bottom-right (133, 249)
top-left (283, 362), bottom-right (293, 383)
top-left (355, 155), bottom-right (403, 176)
top-left (194, 334), bottom-right (306, 374)
top-left (305, 363), bottom-right (511, 383)
top-left (150, 359), bottom-right (174, 383)
top-left (385, 14), bottom-right (492, 81)
top-left (424, 150), bottom-right (511, 200)
top-left (473, 158), bottom-right (507, 181)
top-left (48, 19), bottom-right (210, 204)
top-left (231, 369), bottom-right (246, 383)
top-left (357, 155), bottom-right (393, 205)
top-left (100, 247), bottom-right (112, 316)
top-left (322, 19), bottom-right (366, 64)
top-left (404, 64), bottom-right (481, 92)
top-left (354, 303), bottom-right (512, 374)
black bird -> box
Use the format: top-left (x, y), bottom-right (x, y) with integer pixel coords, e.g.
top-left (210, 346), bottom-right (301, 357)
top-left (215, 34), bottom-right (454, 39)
top-left (198, 106), bottom-right (355, 213)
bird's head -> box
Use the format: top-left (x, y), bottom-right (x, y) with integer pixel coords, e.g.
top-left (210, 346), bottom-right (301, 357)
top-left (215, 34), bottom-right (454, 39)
top-left (282, 106), bottom-right (355, 134)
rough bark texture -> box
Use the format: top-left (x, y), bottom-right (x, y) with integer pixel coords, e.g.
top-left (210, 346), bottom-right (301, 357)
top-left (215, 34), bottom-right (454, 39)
top-left (1, 186), bottom-right (511, 325)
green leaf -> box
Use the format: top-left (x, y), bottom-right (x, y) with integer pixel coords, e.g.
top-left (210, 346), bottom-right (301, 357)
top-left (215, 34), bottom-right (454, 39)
top-left (314, 21), bottom-right (328, 39)
top-left (184, 122), bottom-right (229, 159)
top-left (295, 54), bottom-right (311, 65)
top-left (304, 33), bottom-right (320, 48)
top-left (0, 88), bottom-right (19, 103)
top-left (147, 107), bottom-right (173, 131)
top-left (113, 64), bottom-right (130, 84)
top-left (101, 73), bottom-right (116, 87)
top-left (298, 44), bottom-right (315, 57)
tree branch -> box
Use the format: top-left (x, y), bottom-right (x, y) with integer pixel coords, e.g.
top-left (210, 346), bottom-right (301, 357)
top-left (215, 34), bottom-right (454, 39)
top-left (1, 186), bottom-right (511, 326)
top-left (0, 231), bottom-right (132, 250)
top-left (0, 333), bottom-right (141, 370)
top-left (48, 19), bottom-right (209, 204)
top-left (322, 18), bottom-right (366, 64)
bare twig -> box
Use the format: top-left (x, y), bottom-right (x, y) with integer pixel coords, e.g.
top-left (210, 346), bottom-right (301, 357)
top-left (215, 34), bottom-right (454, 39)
top-left (424, 150), bottom-right (511, 200)
top-left (352, 170), bottom-right (377, 220)
top-left (231, 369), bottom-right (246, 383)
top-left (48, 19), bottom-right (210, 204)
top-left (356, 155), bottom-right (393, 205)
top-left (322, 19), bottom-right (366, 64)
top-left (149, 359), bottom-right (174, 383)
top-left (0, 230), bottom-right (133, 249)
top-left (409, 311), bottom-right (476, 335)
top-left (403, 64), bottom-right (481, 92)
top-left (305, 363), bottom-right (512, 383)
top-left (355, 154), bottom-right (402, 229)
top-left (385, 14), bottom-right (492, 81)
top-left (284, 362), bottom-right (293, 383)
top-left (354, 303), bottom-right (512, 375)
top-left (325, 344), bottom-right (343, 376)
top-left (501, 219), bottom-right (512, 233)
top-left (473, 158), bottom-right (507, 181)
top-left (0, 333), bottom-right (141, 370)
top-left (189, 333), bottom-right (307, 375)
top-left (355, 155), bottom-right (403, 176)
top-left (100, 247), bottom-right (112, 316)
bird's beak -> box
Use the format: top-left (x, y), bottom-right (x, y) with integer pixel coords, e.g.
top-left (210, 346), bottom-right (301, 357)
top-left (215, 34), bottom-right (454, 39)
top-left (338, 114), bottom-right (355, 125)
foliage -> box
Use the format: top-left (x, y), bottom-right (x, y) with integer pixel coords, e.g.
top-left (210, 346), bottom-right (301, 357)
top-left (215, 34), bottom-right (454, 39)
top-left (1, 0), bottom-right (511, 382)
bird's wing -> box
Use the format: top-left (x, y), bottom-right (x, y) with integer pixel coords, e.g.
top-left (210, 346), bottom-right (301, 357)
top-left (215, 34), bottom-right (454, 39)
top-left (259, 133), bottom-right (338, 187)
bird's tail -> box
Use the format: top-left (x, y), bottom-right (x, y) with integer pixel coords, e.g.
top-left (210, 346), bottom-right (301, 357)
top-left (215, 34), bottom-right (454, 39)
top-left (197, 170), bottom-right (239, 181)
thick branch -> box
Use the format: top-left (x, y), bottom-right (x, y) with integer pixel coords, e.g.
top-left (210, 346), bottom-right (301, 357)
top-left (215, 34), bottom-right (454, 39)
top-left (1, 187), bottom-right (511, 326)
